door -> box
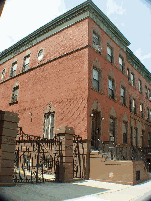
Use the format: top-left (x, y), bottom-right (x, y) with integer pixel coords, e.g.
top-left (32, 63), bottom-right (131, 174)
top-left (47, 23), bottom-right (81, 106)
top-left (91, 111), bottom-right (100, 150)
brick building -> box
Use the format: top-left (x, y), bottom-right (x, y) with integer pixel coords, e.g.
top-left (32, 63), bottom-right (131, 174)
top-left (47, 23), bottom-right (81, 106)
top-left (0, 0), bottom-right (151, 155)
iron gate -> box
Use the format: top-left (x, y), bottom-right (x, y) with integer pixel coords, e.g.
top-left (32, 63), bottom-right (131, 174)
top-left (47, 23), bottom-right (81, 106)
top-left (14, 127), bottom-right (62, 183)
top-left (73, 134), bottom-right (87, 179)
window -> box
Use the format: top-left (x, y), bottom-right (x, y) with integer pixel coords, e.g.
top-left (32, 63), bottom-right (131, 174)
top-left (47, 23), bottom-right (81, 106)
top-left (109, 117), bottom-right (116, 142)
top-left (93, 32), bottom-right (100, 45)
top-left (148, 89), bottom-right (151, 101)
top-left (138, 79), bottom-right (142, 92)
top-left (92, 68), bottom-right (99, 91)
top-left (10, 85), bottom-right (19, 104)
top-left (37, 49), bottom-right (44, 61)
top-left (134, 127), bottom-right (138, 147)
top-left (119, 56), bottom-right (124, 72)
top-left (140, 103), bottom-right (144, 118)
top-left (93, 32), bottom-right (101, 53)
top-left (148, 133), bottom-right (151, 147)
top-left (121, 86), bottom-right (126, 105)
top-left (10, 62), bottom-right (17, 77)
top-left (147, 108), bottom-right (151, 121)
top-left (130, 97), bottom-right (136, 114)
top-left (127, 68), bottom-right (130, 81)
top-left (108, 78), bottom-right (115, 99)
top-left (43, 113), bottom-right (54, 139)
top-left (123, 122), bottom-right (128, 144)
top-left (129, 97), bottom-right (132, 112)
top-left (145, 85), bottom-right (148, 98)
top-left (132, 98), bottom-right (137, 114)
top-left (130, 126), bottom-right (133, 146)
top-left (142, 130), bottom-right (145, 147)
top-left (1, 69), bottom-right (6, 80)
top-left (131, 73), bottom-right (135, 86)
top-left (22, 55), bottom-right (30, 72)
top-left (107, 46), bottom-right (113, 63)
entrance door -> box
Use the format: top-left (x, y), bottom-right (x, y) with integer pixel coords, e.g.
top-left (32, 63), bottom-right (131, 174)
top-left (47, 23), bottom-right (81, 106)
top-left (91, 111), bottom-right (100, 150)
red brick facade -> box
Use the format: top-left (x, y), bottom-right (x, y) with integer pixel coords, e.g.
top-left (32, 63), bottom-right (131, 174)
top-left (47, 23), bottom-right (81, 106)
top-left (0, 1), bottom-right (151, 150)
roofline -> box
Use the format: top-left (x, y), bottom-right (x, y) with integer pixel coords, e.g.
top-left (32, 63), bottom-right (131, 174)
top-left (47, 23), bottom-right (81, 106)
top-left (0, 0), bottom-right (130, 60)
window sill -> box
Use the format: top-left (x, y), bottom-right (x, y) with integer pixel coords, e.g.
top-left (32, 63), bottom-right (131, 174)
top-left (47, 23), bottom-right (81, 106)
top-left (9, 101), bottom-right (18, 106)
top-left (120, 103), bottom-right (127, 108)
top-left (91, 87), bottom-right (103, 94)
top-left (108, 95), bottom-right (117, 102)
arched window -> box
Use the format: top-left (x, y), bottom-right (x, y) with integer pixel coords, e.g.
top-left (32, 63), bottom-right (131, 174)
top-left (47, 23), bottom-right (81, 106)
top-left (43, 112), bottom-right (55, 139)
top-left (9, 84), bottom-right (19, 105)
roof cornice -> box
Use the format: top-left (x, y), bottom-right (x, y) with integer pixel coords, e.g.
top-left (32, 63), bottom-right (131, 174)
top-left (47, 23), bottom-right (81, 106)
top-left (126, 47), bottom-right (151, 84)
top-left (0, 0), bottom-right (130, 62)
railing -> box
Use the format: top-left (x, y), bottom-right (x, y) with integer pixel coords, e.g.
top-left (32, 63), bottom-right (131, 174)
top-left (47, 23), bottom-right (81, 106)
top-left (100, 142), bottom-right (150, 171)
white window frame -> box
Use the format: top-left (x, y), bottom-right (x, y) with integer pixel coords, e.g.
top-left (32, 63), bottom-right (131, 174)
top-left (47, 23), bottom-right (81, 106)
top-left (131, 73), bottom-right (135, 86)
top-left (107, 46), bottom-right (112, 63)
top-left (11, 62), bottom-right (17, 77)
top-left (92, 68), bottom-right (99, 91)
top-left (1, 69), bottom-right (6, 80)
top-left (44, 113), bottom-right (54, 139)
top-left (23, 55), bottom-right (30, 72)
top-left (37, 49), bottom-right (44, 61)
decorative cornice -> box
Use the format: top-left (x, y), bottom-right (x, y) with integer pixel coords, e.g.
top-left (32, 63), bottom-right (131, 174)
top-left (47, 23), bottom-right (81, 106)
top-left (126, 47), bottom-right (151, 84)
top-left (0, 0), bottom-right (130, 63)
top-left (0, 0), bottom-right (150, 84)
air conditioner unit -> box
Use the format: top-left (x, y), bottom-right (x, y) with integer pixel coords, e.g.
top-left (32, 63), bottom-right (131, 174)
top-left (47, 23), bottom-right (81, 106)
top-left (110, 137), bottom-right (114, 142)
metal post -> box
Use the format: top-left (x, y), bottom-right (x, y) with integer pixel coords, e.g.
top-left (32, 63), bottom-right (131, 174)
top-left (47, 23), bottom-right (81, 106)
top-left (36, 142), bottom-right (40, 183)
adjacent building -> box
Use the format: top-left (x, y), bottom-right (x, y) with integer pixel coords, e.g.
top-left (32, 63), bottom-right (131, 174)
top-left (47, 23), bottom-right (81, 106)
top-left (0, 0), bottom-right (151, 159)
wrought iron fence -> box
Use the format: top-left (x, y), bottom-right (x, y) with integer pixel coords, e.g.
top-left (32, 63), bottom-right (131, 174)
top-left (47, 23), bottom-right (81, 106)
top-left (100, 141), bottom-right (149, 171)
top-left (14, 127), bottom-right (62, 183)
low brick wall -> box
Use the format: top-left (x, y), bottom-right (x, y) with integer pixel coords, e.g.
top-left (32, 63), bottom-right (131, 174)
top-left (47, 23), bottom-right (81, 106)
top-left (90, 152), bottom-right (149, 185)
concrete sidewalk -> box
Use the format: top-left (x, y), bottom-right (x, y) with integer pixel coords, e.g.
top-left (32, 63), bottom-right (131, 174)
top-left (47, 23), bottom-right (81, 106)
top-left (67, 179), bottom-right (151, 201)
top-left (0, 178), bottom-right (151, 201)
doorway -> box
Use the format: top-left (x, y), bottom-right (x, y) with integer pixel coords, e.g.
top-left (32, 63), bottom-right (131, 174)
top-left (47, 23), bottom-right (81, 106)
top-left (91, 111), bottom-right (101, 150)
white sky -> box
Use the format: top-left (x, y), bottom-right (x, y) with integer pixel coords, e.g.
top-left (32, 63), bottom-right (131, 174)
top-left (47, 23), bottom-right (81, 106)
top-left (0, 0), bottom-right (151, 73)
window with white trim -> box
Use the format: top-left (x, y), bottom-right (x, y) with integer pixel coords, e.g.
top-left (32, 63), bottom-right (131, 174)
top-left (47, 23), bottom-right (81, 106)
top-left (92, 68), bottom-right (99, 91)
top-left (119, 56), bottom-right (124, 72)
top-left (140, 103), bottom-right (144, 118)
top-left (108, 78), bottom-right (115, 99)
top-left (22, 55), bottom-right (30, 72)
top-left (10, 62), bottom-right (17, 77)
top-left (43, 113), bottom-right (54, 139)
top-left (1, 69), bottom-right (6, 80)
top-left (37, 49), bottom-right (44, 61)
top-left (121, 86), bottom-right (126, 105)
top-left (107, 46), bottom-right (113, 63)
top-left (10, 85), bottom-right (19, 104)
top-left (131, 73), bottom-right (135, 86)
top-left (138, 79), bottom-right (142, 92)
top-left (93, 32), bottom-right (101, 53)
